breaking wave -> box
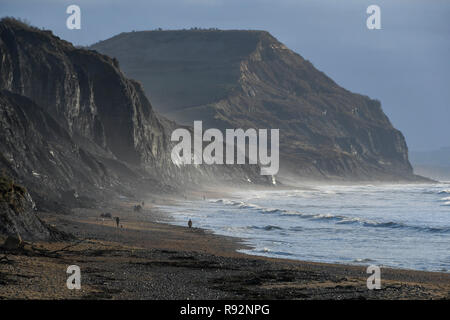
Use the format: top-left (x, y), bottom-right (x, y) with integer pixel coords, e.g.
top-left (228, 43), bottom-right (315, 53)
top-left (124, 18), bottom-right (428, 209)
top-left (213, 198), bottom-right (450, 234)
top-left (249, 225), bottom-right (284, 231)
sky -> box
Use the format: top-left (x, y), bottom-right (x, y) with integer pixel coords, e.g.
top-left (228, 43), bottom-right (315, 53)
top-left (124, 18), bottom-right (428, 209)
top-left (1, 0), bottom-right (449, 151)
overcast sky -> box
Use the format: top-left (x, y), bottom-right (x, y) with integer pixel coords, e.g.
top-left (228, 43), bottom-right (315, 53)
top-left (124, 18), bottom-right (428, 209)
top-left (1, 0), bottom-right (449, 151)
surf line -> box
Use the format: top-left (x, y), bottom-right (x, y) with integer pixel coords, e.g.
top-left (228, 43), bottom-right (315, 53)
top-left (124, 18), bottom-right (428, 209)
top-left (170, 120), bottom-right (279, 175)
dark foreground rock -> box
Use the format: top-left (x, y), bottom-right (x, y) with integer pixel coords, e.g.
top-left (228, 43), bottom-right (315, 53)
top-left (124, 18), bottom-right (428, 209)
top-left (0, 176), bottom-right (53, 241)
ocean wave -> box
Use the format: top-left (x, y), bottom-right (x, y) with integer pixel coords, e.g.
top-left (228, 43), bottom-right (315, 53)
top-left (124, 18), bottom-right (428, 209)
top-left (325, 215), bottom-right (450, 233)
top-left (212, 199), bottom-right (261, 210)
top-left (212, 199), bottom-right (230, 204)
top-left (353, 258), bottom-right (375, 263)
top-left (249, 225), bottom-right (284, 231)
top-left (438, 190), bottom-right (450, 194)
top-left (214, 198), bottom-right (450, 234)
top-left (255, 248), bottom-right (293, 256)
top-left (223, 226), bottom-right (248, 233)
top-left (442, 201), bottom-right (450, 206)
top-left (261, 208), bottom-right (286, 214)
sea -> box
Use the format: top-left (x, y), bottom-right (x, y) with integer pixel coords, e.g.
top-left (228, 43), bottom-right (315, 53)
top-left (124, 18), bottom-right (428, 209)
top-left (157, 183), bottom-right (450, 272)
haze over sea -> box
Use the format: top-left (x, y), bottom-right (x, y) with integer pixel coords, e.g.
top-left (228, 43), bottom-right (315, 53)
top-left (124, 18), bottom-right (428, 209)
top-left (158, 183), bottom-right (450, 272)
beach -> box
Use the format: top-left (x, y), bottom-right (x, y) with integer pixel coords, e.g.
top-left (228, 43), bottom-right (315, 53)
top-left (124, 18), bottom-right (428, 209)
top-left (0, 196), bottom-right (449, 300)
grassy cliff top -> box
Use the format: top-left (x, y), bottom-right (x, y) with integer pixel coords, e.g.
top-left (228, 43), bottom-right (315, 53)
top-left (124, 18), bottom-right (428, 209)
top-left (91, 29), bottom-right (276, 111)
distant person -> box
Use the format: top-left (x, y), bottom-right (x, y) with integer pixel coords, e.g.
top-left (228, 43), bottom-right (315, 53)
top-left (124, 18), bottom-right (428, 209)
top-left (115, 217), bottom-right (120, 228)
top-left (188, 219), bottom-right (192, 228)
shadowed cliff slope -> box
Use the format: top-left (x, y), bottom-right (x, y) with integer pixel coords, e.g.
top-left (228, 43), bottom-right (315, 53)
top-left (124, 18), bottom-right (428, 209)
top-left (92, 29), bottom-right (421, 181)
top-left (0, 19), bottom-right (268, 210)
top-left (0, 175), bottom-right (56, 240)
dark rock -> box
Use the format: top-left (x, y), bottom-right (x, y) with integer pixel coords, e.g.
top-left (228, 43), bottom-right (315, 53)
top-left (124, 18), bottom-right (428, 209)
top-left (0, 175), bottom-right (54, 241)
top-left (2, 235), bottom-right (23, 250)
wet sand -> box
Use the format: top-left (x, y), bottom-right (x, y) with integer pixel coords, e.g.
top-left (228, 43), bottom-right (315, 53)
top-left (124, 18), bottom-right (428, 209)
top-left (0, 198), bottom-right (449, 300)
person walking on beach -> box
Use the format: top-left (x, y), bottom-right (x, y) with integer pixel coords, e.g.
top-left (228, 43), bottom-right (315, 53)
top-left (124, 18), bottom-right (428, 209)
top-left (188, 219), bottom-right (192, 228)
top-left (115, 216), bottom-right (120, 228)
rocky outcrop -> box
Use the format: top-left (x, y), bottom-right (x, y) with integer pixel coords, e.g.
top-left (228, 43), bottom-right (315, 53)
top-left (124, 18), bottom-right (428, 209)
top-left (0, 19), bottom-right (268, 210)
top-left (92, 30), bottom-right (422, 181)
top-left (0, 175), bottom-right (53, 241)
top-left (0, 19), bottom-right (167, 172)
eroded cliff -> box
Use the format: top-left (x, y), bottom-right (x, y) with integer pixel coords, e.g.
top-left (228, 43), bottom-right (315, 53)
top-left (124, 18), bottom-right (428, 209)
top-left (0, 19), bottom-right (267, 210)
top-left (92, 29), bottom-right (420, 181)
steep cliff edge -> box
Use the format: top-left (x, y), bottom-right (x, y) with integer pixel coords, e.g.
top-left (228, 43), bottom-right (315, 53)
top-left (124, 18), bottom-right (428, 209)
top-left (92, 30), bottom-right (420, 181)
top-left (0, 19), bottom-right (268, 210)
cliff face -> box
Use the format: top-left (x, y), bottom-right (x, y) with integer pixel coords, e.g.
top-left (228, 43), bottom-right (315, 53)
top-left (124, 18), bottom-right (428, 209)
top-left (92, 30), bottom-right (417, 181)
top-left (0, 19), bottom-right (267, 209)
top-left (0, 175), bottom-right (53, 241)
top-left (0, 19), bottom-right (166, 169)
top-left (0, 89), bottom-right (125, 209)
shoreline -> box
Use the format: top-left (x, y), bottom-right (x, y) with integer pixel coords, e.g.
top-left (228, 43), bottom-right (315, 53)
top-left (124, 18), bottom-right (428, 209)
top-left (154, 187), bottom-right (450, 275)
top-left (0, 197), bottom-right (448, 299)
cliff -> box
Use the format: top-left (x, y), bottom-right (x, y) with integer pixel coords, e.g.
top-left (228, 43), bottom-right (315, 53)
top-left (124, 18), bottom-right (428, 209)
top-left (0, 19), bottom-right (268, 210)
top-left (92, 29), bottom-right (421, 181)
top-left (0, 175), bottom-right (54, 241)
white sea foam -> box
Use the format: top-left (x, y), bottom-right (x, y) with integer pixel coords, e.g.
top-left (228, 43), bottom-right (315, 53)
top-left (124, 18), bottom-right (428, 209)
top-left (159, 183), bottom-right (450, 272)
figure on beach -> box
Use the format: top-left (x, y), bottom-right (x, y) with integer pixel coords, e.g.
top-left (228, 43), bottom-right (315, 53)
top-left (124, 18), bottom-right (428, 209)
top-left (188, 219), bottom-right (192, 228)
top-left (115, 217), bottom-right (120, 228)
